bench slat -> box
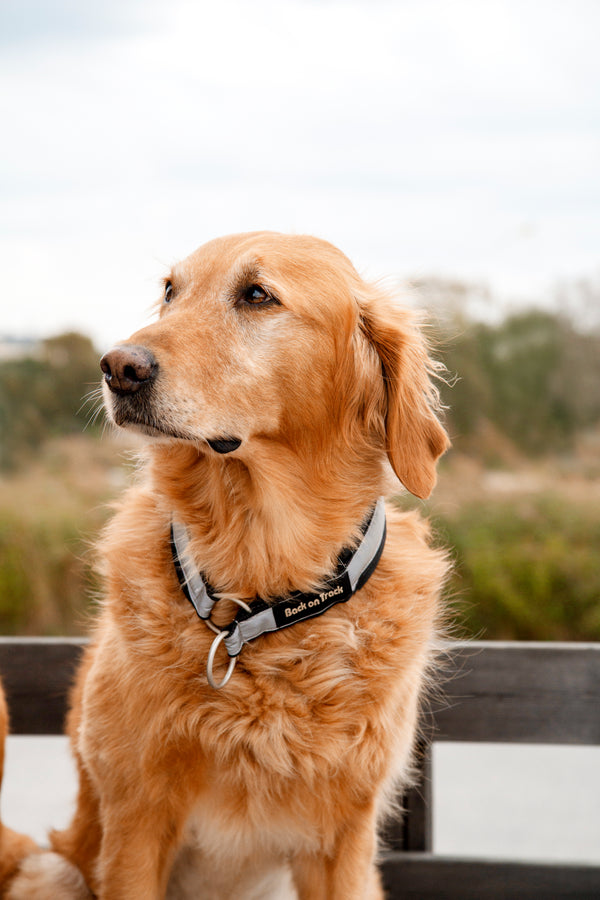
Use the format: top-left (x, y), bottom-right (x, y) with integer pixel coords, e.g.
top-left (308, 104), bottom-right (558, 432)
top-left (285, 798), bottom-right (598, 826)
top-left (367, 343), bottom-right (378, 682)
top-left (1, 639), bottom-right (599, 744)
top-left (0, 638), bottom-right (598, 889)
top-left (0, 638), bottom-right (85, 735)
top-left (435, 642), bottom-right (600, 744)
top-left (381, 852), bottom-right (600, 899)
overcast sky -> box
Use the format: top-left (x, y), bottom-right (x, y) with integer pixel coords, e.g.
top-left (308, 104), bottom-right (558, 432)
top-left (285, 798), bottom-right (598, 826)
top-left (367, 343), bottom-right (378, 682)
top-left (1, 0), bottom-right (599, 347)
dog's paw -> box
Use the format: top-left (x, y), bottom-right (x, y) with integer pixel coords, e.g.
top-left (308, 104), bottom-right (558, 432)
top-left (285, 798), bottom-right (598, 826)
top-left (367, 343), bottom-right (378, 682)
top-left (5, 851), bottom-right (91, 900)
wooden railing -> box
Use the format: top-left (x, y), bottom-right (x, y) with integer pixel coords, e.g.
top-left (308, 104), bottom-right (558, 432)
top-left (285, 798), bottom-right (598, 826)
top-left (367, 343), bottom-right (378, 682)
top-left (0, 638), bottom-right (599, 898)
top-left (382, 641), bottom-right (600, 898)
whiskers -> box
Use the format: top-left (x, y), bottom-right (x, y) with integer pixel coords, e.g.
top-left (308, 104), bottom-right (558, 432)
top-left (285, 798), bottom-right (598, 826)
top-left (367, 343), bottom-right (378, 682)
top-left (78, 385), bottom-right (108, 434)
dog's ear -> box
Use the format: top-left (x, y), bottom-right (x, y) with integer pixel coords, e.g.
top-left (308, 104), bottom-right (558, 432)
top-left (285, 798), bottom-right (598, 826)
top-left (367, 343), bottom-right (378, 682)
top-left (360, 293), bottom-right (449, 499)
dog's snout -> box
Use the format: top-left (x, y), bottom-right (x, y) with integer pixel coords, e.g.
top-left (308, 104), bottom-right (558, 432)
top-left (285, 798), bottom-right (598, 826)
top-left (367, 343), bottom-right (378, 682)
top-left (100, 345), bottom-right (158, 394)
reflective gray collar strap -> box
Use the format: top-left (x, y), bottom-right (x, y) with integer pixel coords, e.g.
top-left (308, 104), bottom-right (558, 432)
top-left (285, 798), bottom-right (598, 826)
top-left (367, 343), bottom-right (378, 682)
top-left (171, 521), bottom-right (219, 621)
top-left (171, 497), bottom-right (387, 687)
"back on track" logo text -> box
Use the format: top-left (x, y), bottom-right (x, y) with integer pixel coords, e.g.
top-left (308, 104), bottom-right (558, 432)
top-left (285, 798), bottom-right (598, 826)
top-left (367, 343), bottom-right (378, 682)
top-left (284, 584), bottom-right (344, 618)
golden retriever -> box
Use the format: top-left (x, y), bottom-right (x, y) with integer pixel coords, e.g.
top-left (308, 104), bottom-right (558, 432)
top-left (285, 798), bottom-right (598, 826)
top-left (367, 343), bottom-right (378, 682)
top-left (5, 232), bottom-right (449, 899)
top-left (0, 682), bottom-right (38, 886)
top-left (0, 679), bottom-right (89, 899)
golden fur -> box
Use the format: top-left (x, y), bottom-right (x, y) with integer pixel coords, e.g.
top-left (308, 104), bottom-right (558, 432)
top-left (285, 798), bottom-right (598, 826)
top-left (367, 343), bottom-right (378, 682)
top-left (0, 682), bottom-right (38, 888)
top-left (0, 681), bottom-right (89, 900)
top-left (4, 232), bottom-right (449, 899)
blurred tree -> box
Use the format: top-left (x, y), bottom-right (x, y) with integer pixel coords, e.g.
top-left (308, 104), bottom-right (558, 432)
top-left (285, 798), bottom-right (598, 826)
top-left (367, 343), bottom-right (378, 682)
top-left (472, 311), bottom-right (600, 454)
top-left (2, 301), bottom-right (600, 471)
top-left (0, 332), bottom-right (101, 469)
top-left (553, 274), bottom-right (600, 334)
top-left (419, 277), bottom-right (600, 456)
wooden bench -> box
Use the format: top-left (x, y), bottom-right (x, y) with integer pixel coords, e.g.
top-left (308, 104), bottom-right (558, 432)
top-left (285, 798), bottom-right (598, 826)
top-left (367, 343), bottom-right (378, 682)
top-left (1, 638), bottom-right (599, 898)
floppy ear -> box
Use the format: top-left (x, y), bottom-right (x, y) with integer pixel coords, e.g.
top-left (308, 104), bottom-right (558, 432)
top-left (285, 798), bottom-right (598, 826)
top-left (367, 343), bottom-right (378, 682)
top-left (360, 294), bottom-right (450, 499)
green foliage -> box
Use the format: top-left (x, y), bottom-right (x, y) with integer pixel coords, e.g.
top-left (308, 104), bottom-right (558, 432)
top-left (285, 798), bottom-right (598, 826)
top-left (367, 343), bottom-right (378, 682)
top-left (0, 317), bottom-right (599, 640)
top-left (3, 307), bottom-right (600, 470)
top-left (440, 309), bottom-right (600, 456)
top-left (435, 495), bottom-right (600, 641)
top-left (0, 332), bottom-right (101, 470)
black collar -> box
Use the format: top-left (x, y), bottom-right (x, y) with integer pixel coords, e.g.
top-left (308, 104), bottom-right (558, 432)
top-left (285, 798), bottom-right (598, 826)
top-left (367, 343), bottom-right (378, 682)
top-left (171, 497), bottom-right (386, 686)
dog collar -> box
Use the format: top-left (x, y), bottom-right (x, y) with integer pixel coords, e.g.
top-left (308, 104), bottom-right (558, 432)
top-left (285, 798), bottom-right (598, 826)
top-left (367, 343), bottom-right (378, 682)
top-left (171, 497), bottom-right (386, 688)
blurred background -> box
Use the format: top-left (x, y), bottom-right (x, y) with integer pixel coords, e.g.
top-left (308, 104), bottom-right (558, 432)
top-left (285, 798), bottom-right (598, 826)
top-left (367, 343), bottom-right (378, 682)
top-left (2, 0), bottom-right (599, 642)
top-left (1, 0), bottom-right (599, 862)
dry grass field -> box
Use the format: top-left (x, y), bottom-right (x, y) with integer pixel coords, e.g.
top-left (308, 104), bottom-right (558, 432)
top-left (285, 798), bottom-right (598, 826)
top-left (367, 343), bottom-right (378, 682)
top-left (1, 427), bottom-right (599, 640)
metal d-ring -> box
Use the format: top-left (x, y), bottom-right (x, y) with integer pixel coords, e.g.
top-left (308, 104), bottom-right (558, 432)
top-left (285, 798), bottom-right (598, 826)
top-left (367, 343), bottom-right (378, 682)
top-left (205, 597), bottom-right (252, 690)
top-left (205, 596), bottom-right (252, 637)
top-left (206, 629), bottom-right (237, 690)
top-left (204, 617), bottom-right (222, 636)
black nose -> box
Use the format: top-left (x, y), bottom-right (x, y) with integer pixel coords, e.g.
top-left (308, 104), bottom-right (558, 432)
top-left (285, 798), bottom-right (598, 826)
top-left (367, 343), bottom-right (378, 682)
top-left (100, 345), bottom-right (158, 394)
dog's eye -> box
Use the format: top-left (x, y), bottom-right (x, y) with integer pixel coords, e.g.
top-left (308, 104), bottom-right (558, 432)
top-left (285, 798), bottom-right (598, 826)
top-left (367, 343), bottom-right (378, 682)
top-left (163, 281), bottom-right (173, 304)
top-left (238, 284), bottom-right (280, 308)
top-left (246, 285), bottom-right (269, 304)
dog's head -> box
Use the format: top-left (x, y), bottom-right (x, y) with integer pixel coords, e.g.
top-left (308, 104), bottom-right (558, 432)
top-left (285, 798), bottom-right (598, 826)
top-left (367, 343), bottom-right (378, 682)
top-left (101, 232), bottom-right (448, 498)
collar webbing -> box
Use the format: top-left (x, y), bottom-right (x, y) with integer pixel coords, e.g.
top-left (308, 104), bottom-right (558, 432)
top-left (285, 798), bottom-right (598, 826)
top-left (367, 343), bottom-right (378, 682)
top-left (171, 497), bottom-right (386, 661)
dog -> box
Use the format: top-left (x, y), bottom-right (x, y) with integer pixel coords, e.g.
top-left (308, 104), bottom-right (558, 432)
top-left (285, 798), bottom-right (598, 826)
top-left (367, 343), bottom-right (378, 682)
top-left (6, 232), bottom-right (449, 899)
top-left (0, 681), bottom-right (38, 889)
top-left (0, 679), bottom-right (89, 899)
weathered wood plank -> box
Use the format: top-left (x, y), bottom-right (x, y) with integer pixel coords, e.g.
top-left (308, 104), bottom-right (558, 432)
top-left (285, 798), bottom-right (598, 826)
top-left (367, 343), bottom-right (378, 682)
top-left (402, 744), bottom-right (432, 851)
top-left (0, 638), bottom-right (599, 892)
top-left (0, 639), bottom-right (599, 745)
top-left (383, 743), bottom-right (433, 852)
top-left (434, 641), bottom-right (600, 745)
top-left (380, 852), bottom-right (600, 899)
top-left (0, 638), bottom-right (86, 734)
